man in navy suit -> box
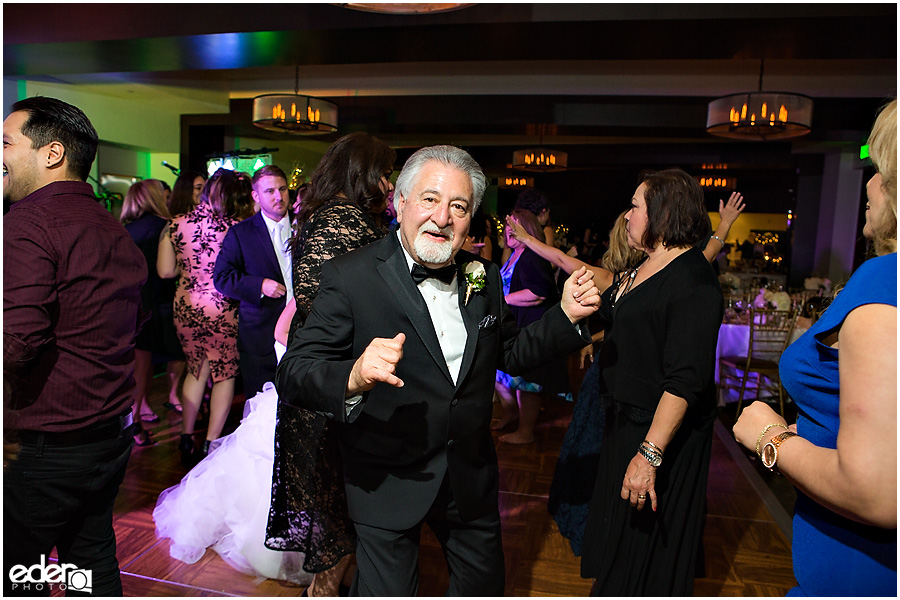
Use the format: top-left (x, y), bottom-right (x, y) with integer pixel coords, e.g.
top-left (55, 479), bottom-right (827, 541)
top-left (276, 146), bottom-right (600, 596)
top-left (214, 165), bottom-right (292, 398)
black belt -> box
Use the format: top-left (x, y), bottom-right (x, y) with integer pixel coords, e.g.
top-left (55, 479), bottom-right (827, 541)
top-left (18, 411), bottom-right (135, 447)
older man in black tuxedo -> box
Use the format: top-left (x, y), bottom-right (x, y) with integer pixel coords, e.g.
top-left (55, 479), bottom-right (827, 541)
top-left (276, 145), bottom-right (599, 596)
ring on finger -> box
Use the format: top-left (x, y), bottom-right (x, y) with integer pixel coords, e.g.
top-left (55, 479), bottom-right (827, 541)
top-left (637, 493), bottom-right (647, 500)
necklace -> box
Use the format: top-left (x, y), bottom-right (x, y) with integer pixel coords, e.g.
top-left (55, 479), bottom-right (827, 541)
top-left (610, 260), bottom-right (645, 308)
top-left (612, 246), bottom-right (690, 308)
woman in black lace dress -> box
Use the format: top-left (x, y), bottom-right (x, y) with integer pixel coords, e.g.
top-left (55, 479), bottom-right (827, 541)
top-left (266, 132), bottom-right (396, 596)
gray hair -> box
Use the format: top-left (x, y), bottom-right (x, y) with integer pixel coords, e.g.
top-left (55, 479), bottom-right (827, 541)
top-left (393, 145), bottom-right (486, 215)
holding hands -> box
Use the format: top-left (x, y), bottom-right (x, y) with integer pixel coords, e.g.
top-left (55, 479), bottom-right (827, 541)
top-left (561, 266), bottom-right (600, 323)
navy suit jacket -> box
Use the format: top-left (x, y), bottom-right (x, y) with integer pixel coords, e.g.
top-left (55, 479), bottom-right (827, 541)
top-left (276, 233), bottom-right (590, 530)
top-left (213, 211), bottom-right (288, 356)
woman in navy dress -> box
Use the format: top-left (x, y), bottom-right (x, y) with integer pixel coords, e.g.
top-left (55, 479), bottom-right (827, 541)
top-left (121, 179), bottom-right (184, 444)
top-left (734, 100), bottom-right (897, 596)
top-left (492, 208), bottom-right (564, 444)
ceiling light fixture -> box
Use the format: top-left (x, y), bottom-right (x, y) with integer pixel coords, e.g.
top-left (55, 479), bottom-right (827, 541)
top-left (499, 175), bottom-right (534, 189)
top-left (335, 3), bottom-right (474, 14)
top-left (512, 125), bottom-right (568, 173)
top-left (706, 60), bottom-right (813, 141)
top-left (252, 67), bottom-right (338, 135)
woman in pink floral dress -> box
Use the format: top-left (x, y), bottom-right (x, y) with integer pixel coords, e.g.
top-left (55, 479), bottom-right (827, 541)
top-left (158, 168), bottom-right (252, 467)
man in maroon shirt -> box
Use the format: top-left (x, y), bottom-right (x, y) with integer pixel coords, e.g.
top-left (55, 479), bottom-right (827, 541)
top-left (3, 97), bottom-right (146, 596)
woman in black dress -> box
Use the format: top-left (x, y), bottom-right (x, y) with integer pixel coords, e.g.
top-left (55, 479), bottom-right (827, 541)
top-left (266, 132), bottom-right (396, 596)
top-left (121, 179), bottom-right (184, 443)
top-left (581, 169), bottom-right (723, 595)
top-left (492, 208), bottom-right (563, 444)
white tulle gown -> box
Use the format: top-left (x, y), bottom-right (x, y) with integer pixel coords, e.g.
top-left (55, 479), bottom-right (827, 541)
top-left (153, 342), bottom-right (312, 585)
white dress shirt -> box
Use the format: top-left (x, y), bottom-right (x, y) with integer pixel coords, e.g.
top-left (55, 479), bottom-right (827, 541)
top-left (260, 212), bottom-right (293, 305)
top-left (397, 231), bottom-right (467, 385)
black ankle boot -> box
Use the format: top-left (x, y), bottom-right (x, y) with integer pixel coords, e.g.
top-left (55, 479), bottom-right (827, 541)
top-left (178, 434), bottom-right (195, 468)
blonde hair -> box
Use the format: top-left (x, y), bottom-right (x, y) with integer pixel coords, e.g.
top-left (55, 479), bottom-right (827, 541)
top-left (867, 99), bottom-right (897, 256)
top-left (601, 211), bottom-right (644, 273)
top-left (121, 179), bottom-right (171, 223)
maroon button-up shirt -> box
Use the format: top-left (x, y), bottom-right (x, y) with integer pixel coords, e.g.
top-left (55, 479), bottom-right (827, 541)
top-left (4, 181), bottom-right (147, 432)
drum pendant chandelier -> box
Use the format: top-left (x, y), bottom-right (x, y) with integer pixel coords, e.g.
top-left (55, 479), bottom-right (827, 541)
top-left (512, 125), bottom-right (568, 173)
top-left (252, 67), bottom-right (338, 135)
top-left (706, 60), bottom-right (813, 141)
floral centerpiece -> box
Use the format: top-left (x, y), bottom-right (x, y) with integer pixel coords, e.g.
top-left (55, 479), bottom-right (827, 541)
top-left (803, 276), bottom-right (832, 294)
top-left (752, 288), bottom-right (792, 311)
top-left (718, 272), bottom-right (741, 293)
top-left (764, 289), bottom-right (792, 310)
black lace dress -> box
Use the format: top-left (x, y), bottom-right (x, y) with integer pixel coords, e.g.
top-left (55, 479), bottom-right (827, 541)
top-left (265, 199), bottom-right (387, 573)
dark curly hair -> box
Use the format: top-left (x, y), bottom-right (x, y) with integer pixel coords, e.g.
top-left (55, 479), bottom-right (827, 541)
top-left (298, 132), bottom-right (396, 224)
top-left (514, 188), bottom-right (550, 216)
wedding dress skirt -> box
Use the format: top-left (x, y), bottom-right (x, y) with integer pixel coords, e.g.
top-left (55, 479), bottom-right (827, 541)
top-left (153, 376), bottom-right (311, 585)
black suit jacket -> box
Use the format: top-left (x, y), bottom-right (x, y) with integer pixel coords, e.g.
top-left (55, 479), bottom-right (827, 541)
top-left (213, 211), bottom-right (287, 356)
top-left (276, 233), bottom-right (590, 530)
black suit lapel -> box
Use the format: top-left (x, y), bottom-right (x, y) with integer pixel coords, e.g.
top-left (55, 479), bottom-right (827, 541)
top-left (376, 235), bottom-right (454, 385)
top-left (456, 254), bottom-right (486, 389)
top-left (253, 212), bottom-right (284, 284)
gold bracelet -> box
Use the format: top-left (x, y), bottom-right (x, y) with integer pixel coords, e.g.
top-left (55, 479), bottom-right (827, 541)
top-left (756, 423), bottom-right (788, 458)
top-left (643, 440), bottom-right (664, 456)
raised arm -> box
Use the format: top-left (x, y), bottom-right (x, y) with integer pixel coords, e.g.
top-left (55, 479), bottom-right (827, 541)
top-left (702, 192), bottom-right (745, 263)
top-left (506, 214), bottom-right (589, 274)
top-left (507, 214), bottom-right (615, 292)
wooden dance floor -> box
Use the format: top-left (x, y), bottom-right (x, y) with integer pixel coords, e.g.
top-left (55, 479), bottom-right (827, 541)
top-left (68, 376), bottom-right (796, 596)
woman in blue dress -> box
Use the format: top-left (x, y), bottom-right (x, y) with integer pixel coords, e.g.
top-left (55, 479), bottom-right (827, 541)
top-left (734, 99), bottom-right (897, 596)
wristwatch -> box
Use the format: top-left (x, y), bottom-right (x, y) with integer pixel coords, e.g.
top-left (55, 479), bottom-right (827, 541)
top-left (638, 444), bottom-right (662, 468)
top-left (761, 431), bottom-right (799, 471)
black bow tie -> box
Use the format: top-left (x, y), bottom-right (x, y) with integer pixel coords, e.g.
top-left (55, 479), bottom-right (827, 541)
top-left (411, 263), bottom-right (457, 285)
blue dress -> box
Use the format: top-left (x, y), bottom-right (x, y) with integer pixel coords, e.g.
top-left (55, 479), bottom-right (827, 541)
top-left (779, 253), bottom-right (897, 596)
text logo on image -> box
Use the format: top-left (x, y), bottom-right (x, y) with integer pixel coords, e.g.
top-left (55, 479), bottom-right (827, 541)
top-left (8, 555), bottom-right (92, 593)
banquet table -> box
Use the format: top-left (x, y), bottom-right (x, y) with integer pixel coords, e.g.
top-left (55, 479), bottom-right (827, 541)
top-left (715, 321), bottom-right (807, 405)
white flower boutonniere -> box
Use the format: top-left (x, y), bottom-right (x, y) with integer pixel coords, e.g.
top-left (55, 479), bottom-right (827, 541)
top-left (463, 262), bottom-right (486, 306)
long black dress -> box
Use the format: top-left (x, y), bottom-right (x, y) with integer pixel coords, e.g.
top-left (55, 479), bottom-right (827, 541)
top-left (581, 248), bottom-right (722, 596)
top-left (265, 199), bottom-right (386, 573)
top-left (125, 213), bottom-right (183, 361)
top-left (548, 275), bottom-right (618, 556)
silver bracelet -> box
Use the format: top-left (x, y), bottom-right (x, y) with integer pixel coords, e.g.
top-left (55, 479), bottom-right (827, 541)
top-left (711, 235), bottom-right (724, 245)
top-left (638, 444), bottom-right (662, 467)
top-left (642, 440), bottom-right (664, 455)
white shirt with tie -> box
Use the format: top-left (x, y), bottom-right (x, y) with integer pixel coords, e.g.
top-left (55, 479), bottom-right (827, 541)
top-left (260, 212), bottom-right (293, 306)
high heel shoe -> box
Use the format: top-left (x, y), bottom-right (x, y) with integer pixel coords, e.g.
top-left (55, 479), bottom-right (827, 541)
top-left (196, 439), bottom-right (211, 463)
top-left (178, 434), bottom-right (195, 468)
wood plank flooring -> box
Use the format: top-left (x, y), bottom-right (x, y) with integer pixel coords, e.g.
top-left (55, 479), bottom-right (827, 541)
top-left (83, 375), bottom-right (796, 596)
